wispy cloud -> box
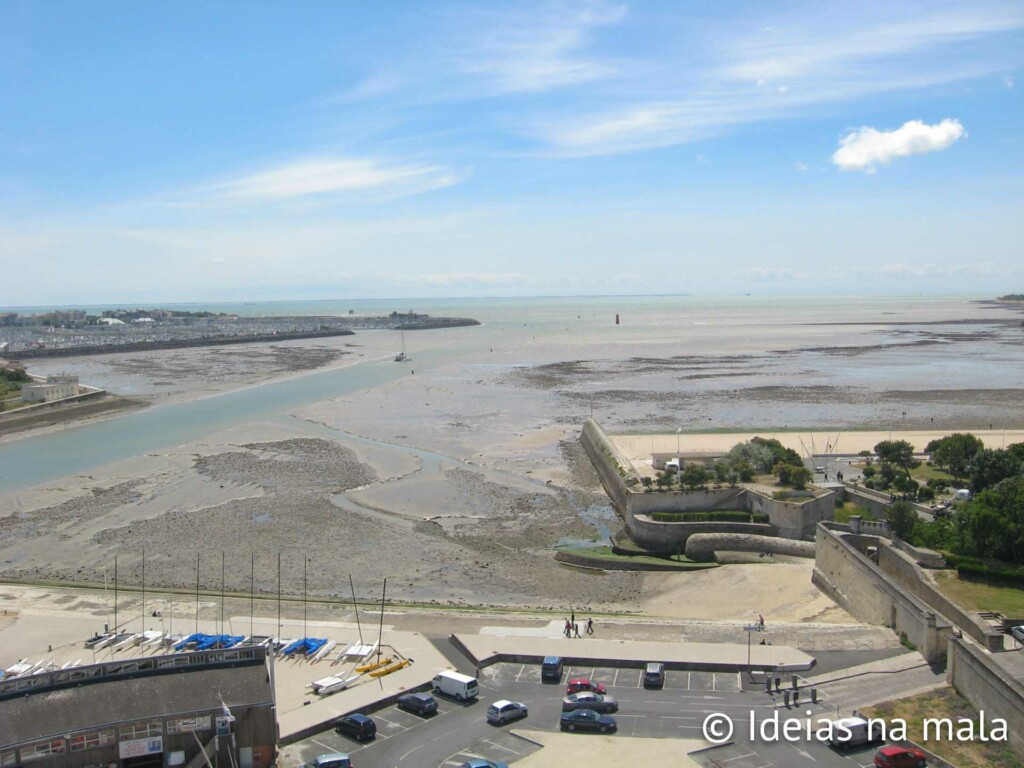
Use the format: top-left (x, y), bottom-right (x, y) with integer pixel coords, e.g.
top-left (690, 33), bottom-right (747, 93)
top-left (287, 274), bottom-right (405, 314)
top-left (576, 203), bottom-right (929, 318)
top-left (1006, 74), bottom-right (1016, 89)
top-left (203, 156), bottom-right (462, 205)
top-left (879, 260), bottom-right (1014, 278)
top-left (459, 1), bottom-right (626, 93)
top-left (540, 5), bottom-right (1023, 156)
top-left (832, 119), bottom-right (966, 173)
top-left (721, 8), bottom-right (1024, 84)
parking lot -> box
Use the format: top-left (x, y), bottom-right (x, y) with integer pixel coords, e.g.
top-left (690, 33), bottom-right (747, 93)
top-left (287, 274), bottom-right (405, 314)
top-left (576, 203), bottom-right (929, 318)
top-left (695, 740), bottom-right (887, 768)
top-left (481, 662), bottom-right (743, 693)
top-left (283, 662), bottom-right (897, 768)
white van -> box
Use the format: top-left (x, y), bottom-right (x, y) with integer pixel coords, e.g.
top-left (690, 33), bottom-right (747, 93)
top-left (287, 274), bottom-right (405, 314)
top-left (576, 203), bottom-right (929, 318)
top-left (432, 670), bottom-right (479, 701)
top-left (828, 717), bottom-right (873, 749)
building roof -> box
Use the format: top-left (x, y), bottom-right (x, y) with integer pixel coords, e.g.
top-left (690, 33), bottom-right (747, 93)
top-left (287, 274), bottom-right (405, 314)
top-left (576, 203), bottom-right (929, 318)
top-left (0, 660), bottom-right (273, 748)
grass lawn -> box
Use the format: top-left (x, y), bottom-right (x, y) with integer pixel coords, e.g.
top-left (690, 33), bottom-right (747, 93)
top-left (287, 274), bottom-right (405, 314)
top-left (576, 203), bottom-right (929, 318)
top-left (556, 546), bottom-right (719, 571)
top-left (911, 463), bottom-right (957, 483)
top-left (865, 688), bottom-right (1022, 768)
top-left (933, 570), bottom-right (1024, 616)
top-left (833, 501), bottom-right (876, 523)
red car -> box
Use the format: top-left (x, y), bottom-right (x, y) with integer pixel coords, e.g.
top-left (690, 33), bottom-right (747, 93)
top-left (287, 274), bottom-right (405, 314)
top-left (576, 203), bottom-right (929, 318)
top-left (874, 745), bottom-right (927, 767)
top-left (566, 678), bottom-right (607, 695)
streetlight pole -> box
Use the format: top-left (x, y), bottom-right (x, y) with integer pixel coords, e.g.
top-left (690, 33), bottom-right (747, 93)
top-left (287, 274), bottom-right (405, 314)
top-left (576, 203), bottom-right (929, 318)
top-left (676, 428), bottom-right (681, 454)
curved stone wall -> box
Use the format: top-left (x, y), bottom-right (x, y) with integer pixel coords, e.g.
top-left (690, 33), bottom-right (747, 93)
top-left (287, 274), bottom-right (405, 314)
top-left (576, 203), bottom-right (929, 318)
top-left (685, 533), bottom-right (816, 562)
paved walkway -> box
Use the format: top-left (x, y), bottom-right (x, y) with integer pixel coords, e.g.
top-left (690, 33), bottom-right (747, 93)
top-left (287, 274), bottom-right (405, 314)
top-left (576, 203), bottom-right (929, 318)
top-left (802, 651), bottom-right (947, 713)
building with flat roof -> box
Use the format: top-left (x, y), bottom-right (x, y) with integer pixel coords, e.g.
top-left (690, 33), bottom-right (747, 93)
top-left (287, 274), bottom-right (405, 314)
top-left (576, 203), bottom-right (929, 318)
top-left (20, 373), bottom-right (79, 403)
top-left (0, 647), bottom-right (276, 768)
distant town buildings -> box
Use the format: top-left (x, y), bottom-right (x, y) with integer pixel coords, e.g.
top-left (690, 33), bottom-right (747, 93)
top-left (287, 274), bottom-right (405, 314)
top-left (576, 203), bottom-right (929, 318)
top-left (21, 373), bottom-right (80, 403)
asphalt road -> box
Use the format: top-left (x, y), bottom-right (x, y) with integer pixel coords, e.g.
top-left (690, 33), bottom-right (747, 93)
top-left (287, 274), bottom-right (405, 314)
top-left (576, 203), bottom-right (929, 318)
top-left (285, 663), bottom-right (906, 768)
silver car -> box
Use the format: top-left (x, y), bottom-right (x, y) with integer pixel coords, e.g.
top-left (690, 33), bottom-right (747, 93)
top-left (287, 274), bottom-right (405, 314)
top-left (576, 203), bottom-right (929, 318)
top-left (487, 699), bottom-right (529, 724)
top-left (561, 691), bottom-right (618, 713)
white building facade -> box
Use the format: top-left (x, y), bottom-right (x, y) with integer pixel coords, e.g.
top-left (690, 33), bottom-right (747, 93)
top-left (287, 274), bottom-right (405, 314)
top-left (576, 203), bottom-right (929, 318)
top-left (21, 373), bottom-right (80, 403)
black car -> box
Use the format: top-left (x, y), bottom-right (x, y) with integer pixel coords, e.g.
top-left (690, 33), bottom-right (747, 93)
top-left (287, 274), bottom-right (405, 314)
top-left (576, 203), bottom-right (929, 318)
top-left (397, 692), bottom-right (438, 716)
top-left (334, 713), bottom-right (376, 742)
top-left (559, 708), bottom-right (617, 733)
top-left (541, 655), bottom-right (563, 682)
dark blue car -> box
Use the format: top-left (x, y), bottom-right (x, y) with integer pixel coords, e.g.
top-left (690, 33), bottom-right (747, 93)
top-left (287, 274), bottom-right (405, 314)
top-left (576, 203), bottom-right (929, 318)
top-left (559, 708), bottom-right (617, 733)
top-left (397, 692), bottom-right (438, 716)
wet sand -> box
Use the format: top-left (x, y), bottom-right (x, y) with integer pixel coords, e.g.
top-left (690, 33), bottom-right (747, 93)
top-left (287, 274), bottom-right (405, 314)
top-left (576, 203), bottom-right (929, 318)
top-left (2, 298), bottom-right (1022, 615)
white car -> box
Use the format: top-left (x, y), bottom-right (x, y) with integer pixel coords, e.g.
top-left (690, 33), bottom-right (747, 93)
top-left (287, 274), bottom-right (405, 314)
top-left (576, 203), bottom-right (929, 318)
top-left (1011, 626), bottom-right (1024, 645)
top-left (486, 699), bottom-right (528, 724)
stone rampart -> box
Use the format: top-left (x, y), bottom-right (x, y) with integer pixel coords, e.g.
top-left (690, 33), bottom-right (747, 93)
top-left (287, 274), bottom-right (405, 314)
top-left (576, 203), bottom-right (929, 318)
top-left (580, 419), bottom-right (632, 512)
top-left (628, 518), bottom-right (778, 555)
top-left (813, 524), bottom-right (951, 663)
top-left (877, 543), bottom-right (1001, 651)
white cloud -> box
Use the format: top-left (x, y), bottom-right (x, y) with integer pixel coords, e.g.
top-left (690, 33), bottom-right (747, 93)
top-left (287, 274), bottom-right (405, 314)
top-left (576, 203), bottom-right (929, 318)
top-left (205, 157), bottom-right (462, 204)
top-left (1006, 74), bottom-right (1016, 88)
top-left (795, 161), bottom-right (809, 172)
top-left (831, 119), bottom-right (966, 173)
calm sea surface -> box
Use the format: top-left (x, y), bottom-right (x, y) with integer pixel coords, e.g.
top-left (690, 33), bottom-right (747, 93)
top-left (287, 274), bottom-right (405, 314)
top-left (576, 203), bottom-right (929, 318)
top-left (0, 295), bottom-right (1016, 493)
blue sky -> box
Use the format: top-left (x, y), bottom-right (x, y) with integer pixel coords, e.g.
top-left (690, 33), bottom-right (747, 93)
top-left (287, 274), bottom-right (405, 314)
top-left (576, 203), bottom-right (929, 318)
top-left (1, 0), bottom-right (1022, 304)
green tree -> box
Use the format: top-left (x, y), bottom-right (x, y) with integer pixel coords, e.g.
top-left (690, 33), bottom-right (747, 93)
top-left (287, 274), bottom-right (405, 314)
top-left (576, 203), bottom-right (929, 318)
top-left (1008, 442), bottom-right (1024, 463)
top-left (726, 441), bottom-right (776, 472)
top-left (751, 436), bottom-right (803, 468)
top-left (885, 500), bottom-right (918, 540)
top-left (682, 463), bottom-right (708, 490)
top-left (776, 463), bottom-right (812, 490)
top-left (970, 449), bottom-right (1024, 494)
top-left (874, 440), bottom-right (917, 480)
top-left (957, 476), bottom-right (1024, 563)
top-left (929, 433), bottom-right (984, 480)
top-left (713, 460), bottom-right (731, 483)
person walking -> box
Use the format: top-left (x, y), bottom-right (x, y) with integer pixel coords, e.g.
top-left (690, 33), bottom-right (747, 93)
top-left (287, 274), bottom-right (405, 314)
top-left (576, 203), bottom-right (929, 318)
top-left (586, 617), bottom-right (594, 635)
top-left (564, 619), bottom-right (572, 637)
top-left (573, 622), bottom-right (581, 639)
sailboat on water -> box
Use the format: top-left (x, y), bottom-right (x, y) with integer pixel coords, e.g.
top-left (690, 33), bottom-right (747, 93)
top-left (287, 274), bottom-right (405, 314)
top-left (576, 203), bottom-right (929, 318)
top-left (394, 331), bottom-right (410, 362)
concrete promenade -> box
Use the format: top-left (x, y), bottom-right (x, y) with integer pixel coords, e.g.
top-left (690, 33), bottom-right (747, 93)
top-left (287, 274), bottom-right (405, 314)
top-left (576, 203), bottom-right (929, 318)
top-left (452, 633), bottom-right (815, 673)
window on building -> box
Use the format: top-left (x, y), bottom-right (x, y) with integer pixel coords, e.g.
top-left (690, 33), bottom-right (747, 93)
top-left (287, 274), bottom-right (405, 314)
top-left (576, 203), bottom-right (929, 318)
top-left (120, 720), bottom-right (162, 740)
top-left (69, 729), bottom-right (116, 751)
top-left (167, 716), bottom-right (211, 735)
top-left (20, 738), bottom-right (66, 762)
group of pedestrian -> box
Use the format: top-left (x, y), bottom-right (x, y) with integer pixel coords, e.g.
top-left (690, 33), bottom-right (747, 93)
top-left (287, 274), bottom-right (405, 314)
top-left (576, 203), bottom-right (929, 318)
top-left (564, 613), bottom-right (594, 638)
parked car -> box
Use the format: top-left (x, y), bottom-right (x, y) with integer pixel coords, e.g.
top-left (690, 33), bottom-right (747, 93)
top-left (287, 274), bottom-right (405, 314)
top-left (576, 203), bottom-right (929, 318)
top-left (1011, 625), bottom-right (1024, 644)
top-left (486, 700), bottom-right (529, 724)
top-left (561, 692), bottom-right (619, 713)
top-left (541, 655), bottom-right (563, 682)
top-left (433, 670), bottom-right (479, 701)
top-left (874, 744), bottom-right (927, 767)
top-left (304, 754), bottom-right (353, 768)
top-left (457, 760), bottom-right (508, 768)
top-left (559, 708), bottom-right (617, 733)
top-left (334, 714), bottom-right (376, 742)
top-left (643, 662), bottom-right (666, 688)
top-left (397, 692), bottom-right (438, 716)
top-left (566, 678), bottom-right (607, 695)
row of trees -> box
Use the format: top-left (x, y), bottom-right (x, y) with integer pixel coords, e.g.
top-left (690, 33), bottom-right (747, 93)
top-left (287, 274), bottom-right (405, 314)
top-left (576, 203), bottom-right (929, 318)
top-left (645, 436), bottom-right (812, 491)
top-left (888, 475), bottom-right (1024, 565)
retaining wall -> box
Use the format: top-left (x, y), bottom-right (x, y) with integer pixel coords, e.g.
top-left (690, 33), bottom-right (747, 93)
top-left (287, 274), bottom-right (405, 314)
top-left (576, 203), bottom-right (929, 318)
top-left (629, 487), bottom-right (745, 514)
top-left (892, 537), bottom-right (946, 569)
top-left (746, 490), bottom-right (835, 539)
top-left (813, 524), bottom-right (952, 663)
top-left (947, 638), bottom-right (1024, 759)
top-left (580, 419), bottom-right (632, 512)
top-left (685, 533), bottom-right (816, 562)
top-left (628, 517), bottom-right (778, 555)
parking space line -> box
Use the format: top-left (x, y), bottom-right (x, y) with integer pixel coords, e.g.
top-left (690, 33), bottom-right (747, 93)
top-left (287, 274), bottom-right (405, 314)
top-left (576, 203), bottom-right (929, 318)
top-left (612, 668), bottom-right (620, 687)
top-left (309, 738), bottom-right (335, 752)
top-left (482, 739), bottom-right (519, 754)
top-left (687, 671), bottom-right (692, 689)
top-left (712, 673), bottom-right (717, 692)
